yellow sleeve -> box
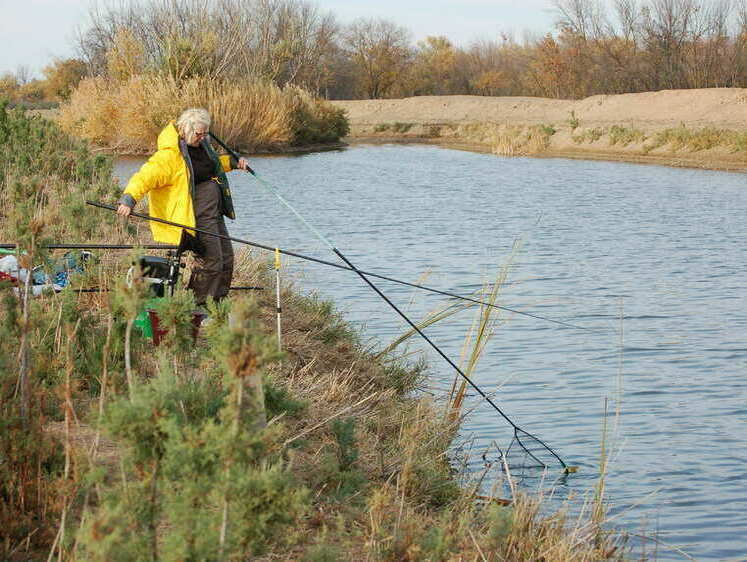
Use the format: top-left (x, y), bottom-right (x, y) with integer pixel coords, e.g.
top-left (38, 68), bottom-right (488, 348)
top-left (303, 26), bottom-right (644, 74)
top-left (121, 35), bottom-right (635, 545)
top-left (123, 149), bottom-right (175, 202)
top-left (219, 154), bottom-right (234, 173)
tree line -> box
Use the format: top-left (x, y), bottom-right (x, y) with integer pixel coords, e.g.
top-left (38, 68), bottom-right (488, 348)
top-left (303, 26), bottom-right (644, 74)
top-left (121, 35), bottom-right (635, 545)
top-left (4, 0), bottom-right (747, 104)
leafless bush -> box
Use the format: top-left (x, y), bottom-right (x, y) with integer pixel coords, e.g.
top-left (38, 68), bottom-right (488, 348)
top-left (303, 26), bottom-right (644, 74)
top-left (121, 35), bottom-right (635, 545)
top-left (76, 0), bottom-right (339, 93)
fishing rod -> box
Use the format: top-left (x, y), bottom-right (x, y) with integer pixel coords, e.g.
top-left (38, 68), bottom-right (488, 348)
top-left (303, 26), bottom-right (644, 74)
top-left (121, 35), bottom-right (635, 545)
top-left (87, 203), bottom-right (574, 470)
top-left (86, 201), bottom-right (585, 330)
top-left (0, 243), bottom-right (179, 250)
top-left (212, 133), bottom-right (576, 472)
top-left (1, 242), bottom-right (263, 294)
top-left (69, 286), bottom-right (263, 293)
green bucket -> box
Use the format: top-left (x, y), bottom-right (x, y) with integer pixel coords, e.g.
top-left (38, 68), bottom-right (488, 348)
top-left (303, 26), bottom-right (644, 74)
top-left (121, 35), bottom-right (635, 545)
top-left (134, 298), bottom-right (162, 339)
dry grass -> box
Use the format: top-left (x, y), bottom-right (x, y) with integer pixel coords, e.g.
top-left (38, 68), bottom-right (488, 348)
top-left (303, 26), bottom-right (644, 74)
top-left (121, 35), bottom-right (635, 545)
top-left (452, 123), bottom-right (557, 156)
top-left (644, 125), bottom-right (747, 153)
top-left (222, 249), bottom-right (629, 560)
top-left (4, 106), bottom-right (632, 560)
top-left (5, 242), bottom-right (631, 561)
top-left (58, 75), bottom-right (346, 154)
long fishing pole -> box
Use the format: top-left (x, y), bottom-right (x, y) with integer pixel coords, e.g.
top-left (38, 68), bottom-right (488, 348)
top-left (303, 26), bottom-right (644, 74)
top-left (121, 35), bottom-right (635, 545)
top-left (0, 243), bottom-right (179, 250)
top-left (86, 201), bottom-right (585, 331)
top-left (68, 286), bottom-right (262, 293)
top-left (83, 210), bottom-right (572, 469)
top-left (208, 134), bottom-right (576, 472)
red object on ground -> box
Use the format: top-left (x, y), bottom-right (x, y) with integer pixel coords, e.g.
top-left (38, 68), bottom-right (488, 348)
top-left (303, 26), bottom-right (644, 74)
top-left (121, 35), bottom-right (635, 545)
top-left (0, 271), bottom-right (18, 284)
top-left (147, 309), bottom-right (207, 346)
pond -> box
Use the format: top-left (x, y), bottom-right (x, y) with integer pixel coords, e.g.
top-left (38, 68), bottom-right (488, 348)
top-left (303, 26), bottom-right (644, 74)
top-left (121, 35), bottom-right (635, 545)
top-left (116, 144), bottom-right (747, 560)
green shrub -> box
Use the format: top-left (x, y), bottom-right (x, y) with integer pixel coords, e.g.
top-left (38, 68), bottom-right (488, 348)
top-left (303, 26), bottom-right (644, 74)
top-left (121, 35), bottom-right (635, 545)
top-left (539, 123), bottom-right (556, 136)
top-left (309, 418), bottom-right (367, 501)
top-left (568, 110), bottom-right (579, 130)
top-left (264, 376), bottom-right (307, 418)
top-left (0, 101), bottom-right (122, 242)
top-left (291, 92), bottom-right (349, 145)
top-left (392, 122), bottom-right (413, 133)
top-left (608, 125), bottom-right (646, 146)
top-left (380, 355), bottom-right (426, 395)
top-left (572, 127), bottom-right (605, 144)
top-left (486, 503), bottom-right (514, 549)
top-left (78, 298), bottom-right (308, 560)
top-left (293, 292), bottom-right (360, 346)
top-left (419, 524), bottom-right (456, 560)
top-left (0, 104), bottom-right (125, 556)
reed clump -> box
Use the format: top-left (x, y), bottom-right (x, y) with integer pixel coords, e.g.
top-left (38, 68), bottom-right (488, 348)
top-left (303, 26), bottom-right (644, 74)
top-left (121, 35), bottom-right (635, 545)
top-left (483, 124), bottom-right (556, 156)
top-left (644, 125), bottom-right (747, 153)
top-left (1, 107), bottom-right (630, 560)
top-left (608, 125), bottom-right (647, 147)
top-left (572, 126), bottom-right (606, 144)
top-left (58, 75), bottom-right (348, 154)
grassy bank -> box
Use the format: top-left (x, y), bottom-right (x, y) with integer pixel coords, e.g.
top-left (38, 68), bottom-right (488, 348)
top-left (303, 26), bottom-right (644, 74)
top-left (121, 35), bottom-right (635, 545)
top-left (344, 119), bottom-right (747, 170)
top-left (1, 106), bottom-right (628, 560)
top-left (58, 75), bottom-right (348, 154)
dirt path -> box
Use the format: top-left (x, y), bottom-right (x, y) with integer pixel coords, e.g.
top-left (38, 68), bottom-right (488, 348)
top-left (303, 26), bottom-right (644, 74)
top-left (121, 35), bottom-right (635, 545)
top-left (330, 89), bottom-right (747, 172)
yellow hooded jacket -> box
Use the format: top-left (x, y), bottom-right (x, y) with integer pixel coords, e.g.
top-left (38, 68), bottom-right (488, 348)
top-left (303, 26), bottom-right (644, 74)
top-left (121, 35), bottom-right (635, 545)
top-left (122, 122), bottom-right (235, 244)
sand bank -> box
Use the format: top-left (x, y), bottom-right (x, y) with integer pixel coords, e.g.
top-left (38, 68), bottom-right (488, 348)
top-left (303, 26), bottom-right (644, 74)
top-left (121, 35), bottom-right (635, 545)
top-left (331, 89), bottom-right (747, 172)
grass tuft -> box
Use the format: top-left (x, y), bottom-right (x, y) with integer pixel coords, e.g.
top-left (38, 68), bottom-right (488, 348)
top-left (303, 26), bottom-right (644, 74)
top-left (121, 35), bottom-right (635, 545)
top-left (608, 125), bottom-right (647, 146)
top-left (644, 124), bottom-right (747, 153)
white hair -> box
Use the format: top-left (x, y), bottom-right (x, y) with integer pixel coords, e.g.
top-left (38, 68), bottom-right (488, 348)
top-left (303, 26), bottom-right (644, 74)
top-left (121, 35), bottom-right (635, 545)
top-left (176, 108), bottom-right (211, 142)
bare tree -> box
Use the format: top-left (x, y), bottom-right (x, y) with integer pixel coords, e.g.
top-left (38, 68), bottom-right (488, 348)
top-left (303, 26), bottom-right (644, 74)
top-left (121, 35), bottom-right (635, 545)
top-left (639, 0), bottom-right (700, 88)
top-left (341, 17), bottom-right (412, 98)
top-left (75, 0), bottom-right (337, 89)
top-left (683, 0), bottom-right (731, 87)
top-left (553, 0), bottom-right (607, 39)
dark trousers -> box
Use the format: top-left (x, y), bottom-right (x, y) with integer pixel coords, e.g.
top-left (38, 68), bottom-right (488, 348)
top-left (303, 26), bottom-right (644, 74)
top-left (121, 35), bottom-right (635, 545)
top-left (186, 180), bottom-right (234, 306)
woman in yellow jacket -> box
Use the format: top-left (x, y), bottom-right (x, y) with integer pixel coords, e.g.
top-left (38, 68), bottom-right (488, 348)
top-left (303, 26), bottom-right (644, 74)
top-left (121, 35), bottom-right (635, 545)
top-left (117, 108), bottom-right (251, 305)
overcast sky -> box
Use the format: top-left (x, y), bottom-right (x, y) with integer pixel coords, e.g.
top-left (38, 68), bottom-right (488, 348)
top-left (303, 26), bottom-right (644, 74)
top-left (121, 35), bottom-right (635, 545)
top-left (1, 0), bottom-right (561, 77)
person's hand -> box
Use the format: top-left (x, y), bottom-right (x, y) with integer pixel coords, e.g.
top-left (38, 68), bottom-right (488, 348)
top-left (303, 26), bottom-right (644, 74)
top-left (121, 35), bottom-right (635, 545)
top-left (117, 204), bottom-right (132, 217)
top-left (237, 157), bottom-right (255, 175)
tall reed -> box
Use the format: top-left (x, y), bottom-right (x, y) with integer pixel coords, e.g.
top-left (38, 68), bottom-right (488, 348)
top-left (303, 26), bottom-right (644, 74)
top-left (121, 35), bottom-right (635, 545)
top-left (58, 75), bottom-right (348, 154)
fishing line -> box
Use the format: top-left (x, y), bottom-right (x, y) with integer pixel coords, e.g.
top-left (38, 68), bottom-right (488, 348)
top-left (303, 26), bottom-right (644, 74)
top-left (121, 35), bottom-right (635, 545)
top-left (208, 134), bottom-right (577, 473)
top-left (0, 243), bottom-right (179, 250)
top-left (209, 134), bottom-right (586, 331)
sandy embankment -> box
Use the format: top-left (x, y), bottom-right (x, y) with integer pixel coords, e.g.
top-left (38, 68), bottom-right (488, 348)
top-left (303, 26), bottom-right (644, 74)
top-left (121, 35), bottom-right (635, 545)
top-left (331, 89), bottom-right (747, 171)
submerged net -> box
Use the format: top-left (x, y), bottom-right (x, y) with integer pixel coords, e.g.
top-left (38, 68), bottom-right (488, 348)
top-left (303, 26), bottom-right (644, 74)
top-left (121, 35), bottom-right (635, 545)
top-left (483, 428), bottom-right (576, 475)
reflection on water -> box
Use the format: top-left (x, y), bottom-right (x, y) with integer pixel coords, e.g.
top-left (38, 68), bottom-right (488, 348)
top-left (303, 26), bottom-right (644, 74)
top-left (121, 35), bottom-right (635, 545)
top-left (116, 145), bottom-right (747, 560)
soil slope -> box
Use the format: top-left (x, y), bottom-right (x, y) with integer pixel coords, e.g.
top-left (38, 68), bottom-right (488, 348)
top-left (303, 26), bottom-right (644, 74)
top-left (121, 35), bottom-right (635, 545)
top-left (331, 89), bottom-right (747, 171)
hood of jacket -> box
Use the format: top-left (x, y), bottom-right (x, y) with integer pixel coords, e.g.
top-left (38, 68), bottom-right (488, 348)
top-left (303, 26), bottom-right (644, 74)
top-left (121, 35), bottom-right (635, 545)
top-left (157, 122), bottom-right (181, 152)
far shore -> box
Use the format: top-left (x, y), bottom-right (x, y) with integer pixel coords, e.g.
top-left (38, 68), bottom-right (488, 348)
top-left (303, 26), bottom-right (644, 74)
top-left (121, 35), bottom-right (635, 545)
top-left (331, 89), bottom-right (747, 173)
top-left (35, 89), bottom-right (747, 172)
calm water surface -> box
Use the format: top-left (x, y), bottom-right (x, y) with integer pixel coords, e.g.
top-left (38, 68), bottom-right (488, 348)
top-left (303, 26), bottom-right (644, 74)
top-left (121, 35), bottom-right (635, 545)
top-left (116, 145), bottom-right (747, 560)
